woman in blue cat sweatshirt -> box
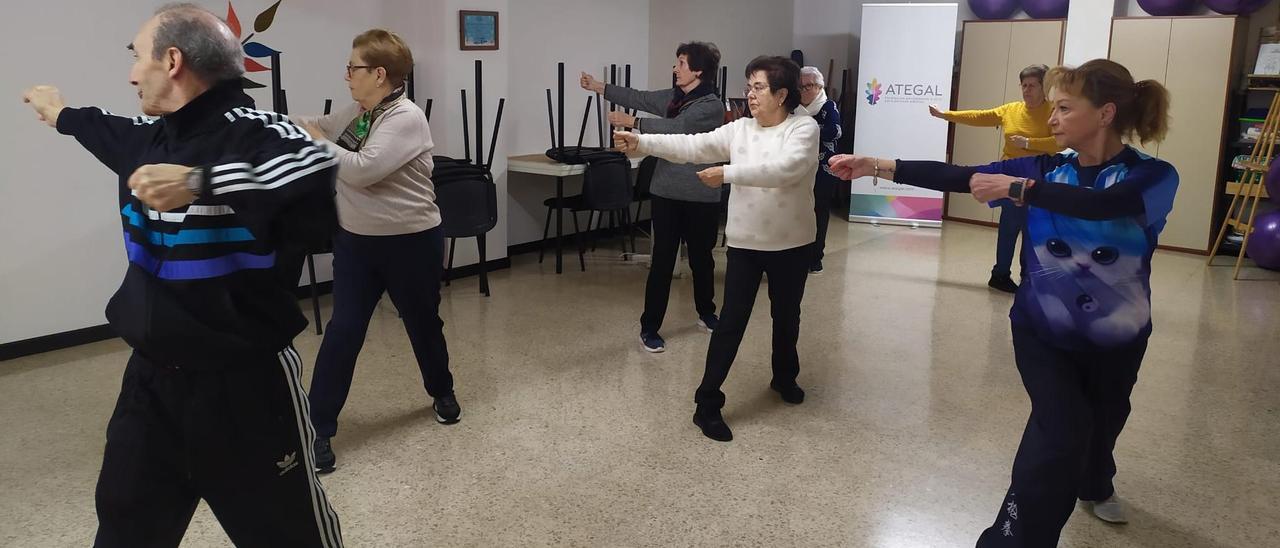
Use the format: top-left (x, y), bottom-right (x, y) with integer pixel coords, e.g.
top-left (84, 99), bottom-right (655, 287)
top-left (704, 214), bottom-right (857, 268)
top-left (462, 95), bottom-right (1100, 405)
top-left (829, 59), bottom-right (1176, 547)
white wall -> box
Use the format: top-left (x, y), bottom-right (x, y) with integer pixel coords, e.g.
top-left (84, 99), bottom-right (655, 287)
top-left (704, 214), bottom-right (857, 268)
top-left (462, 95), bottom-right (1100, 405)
top-left (415, 0), bottom-right (511, 264)
top-left (1062, 0), bottom-right (1121, 65)
top-left (793, 0), bottom-right (856, 93)
top-left (0, 0), bottom-right (392, 345)
top-left (649, 0), bottom-right (795, 102)
top-left (505, 0), bottom-right (650, 247)
top-left (1, 1), bottom-right (162, 345)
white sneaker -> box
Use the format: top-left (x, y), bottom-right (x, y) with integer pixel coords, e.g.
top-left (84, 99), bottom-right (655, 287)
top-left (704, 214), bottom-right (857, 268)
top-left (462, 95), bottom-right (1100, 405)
top-left (1085, 495), bottom-right (1129, 524)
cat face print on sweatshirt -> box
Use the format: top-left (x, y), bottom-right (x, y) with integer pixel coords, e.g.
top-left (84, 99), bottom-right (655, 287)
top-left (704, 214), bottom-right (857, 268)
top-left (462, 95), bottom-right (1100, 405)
top-left (1022, 162), bottom-right (1153, 348)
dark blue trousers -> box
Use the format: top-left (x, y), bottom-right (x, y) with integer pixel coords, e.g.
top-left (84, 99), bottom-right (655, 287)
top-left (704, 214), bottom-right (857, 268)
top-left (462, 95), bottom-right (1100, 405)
top-left (309, 226), bottom-right (452, 438)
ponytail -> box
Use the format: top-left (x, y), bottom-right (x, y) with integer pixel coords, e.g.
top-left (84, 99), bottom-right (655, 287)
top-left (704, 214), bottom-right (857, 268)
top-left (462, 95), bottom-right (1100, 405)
top-left (1045, 59), bottom-right (1171, 146)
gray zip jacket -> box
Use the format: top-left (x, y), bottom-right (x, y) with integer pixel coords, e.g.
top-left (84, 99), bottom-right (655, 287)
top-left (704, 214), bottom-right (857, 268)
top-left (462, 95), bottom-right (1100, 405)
top-left (604, 85), bottom-right (725, 203)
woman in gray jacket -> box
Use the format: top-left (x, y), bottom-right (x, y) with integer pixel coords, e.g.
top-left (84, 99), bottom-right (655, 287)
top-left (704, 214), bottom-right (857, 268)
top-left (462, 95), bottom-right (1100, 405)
top-left (580, 41), bottom-right (725, 353)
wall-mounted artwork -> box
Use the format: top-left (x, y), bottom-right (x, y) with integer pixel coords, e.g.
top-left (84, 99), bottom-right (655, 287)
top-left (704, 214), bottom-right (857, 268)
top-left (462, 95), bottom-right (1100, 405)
top-left (460, 10), bottom-right (499, 51)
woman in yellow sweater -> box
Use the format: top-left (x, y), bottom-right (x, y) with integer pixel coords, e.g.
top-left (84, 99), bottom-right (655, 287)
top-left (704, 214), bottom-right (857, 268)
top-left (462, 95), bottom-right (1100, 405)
top-left (929, 64), bottom-right (1062, 293)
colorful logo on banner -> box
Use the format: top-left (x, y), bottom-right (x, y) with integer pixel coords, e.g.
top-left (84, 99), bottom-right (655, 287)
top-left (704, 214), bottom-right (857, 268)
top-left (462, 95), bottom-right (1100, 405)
top-left (226, 1), bottom-right (284, 90)
top-left (864, 79), bottom-right (944, 106)
top-left (865, 78), bottom-right (883, 105)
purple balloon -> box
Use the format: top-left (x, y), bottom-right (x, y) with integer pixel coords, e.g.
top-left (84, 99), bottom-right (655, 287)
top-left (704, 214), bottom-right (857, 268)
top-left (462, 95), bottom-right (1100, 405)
top-left (1022, 0), bottom-right (1070, 18)
top-left (1246, 210), bottom-right (1280, 270)
top-left (1203, 0), bottom-right (1272, 14)
top-left (1136, 0), bottom-right (1199, 15)
top-left (969, 0), bottom-right (1019, 19)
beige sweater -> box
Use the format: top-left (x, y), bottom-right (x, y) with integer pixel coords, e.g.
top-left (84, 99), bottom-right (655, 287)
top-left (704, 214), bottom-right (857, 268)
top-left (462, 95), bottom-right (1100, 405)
top-left (636, 114), bottom-right (819, 251)
top-left (293, 97), bottom-right (440, 236)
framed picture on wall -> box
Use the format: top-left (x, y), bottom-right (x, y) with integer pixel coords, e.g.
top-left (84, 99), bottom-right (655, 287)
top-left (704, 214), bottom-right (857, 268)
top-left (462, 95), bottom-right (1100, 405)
top-left (460, 10), bottom-right (498, 51)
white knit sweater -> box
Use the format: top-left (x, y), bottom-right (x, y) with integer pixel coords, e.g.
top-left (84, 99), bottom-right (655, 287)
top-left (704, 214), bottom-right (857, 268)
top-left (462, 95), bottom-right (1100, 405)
top-left (637, 114), bottom-right (819, 251)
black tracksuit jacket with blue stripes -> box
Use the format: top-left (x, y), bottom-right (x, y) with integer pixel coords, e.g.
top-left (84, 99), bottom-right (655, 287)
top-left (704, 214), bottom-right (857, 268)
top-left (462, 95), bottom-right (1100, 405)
top-left (57, 79), bottom-right (338, 368)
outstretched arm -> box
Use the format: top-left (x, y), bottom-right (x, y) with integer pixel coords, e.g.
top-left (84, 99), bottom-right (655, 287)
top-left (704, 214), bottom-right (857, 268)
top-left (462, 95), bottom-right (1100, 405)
top-left (27, 85), bottom-right (155, 176)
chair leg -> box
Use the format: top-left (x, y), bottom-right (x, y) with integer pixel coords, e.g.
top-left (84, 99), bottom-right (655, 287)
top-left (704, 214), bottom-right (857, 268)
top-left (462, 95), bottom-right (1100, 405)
top-left (622, 208), bottom-right (633, 256)
top-left (445, 237), bottom-right (456, 286)
top-left (539, 205), bottom-right (552, 264)
top-left (590, 211), bottom-right (602, 251)
top-left (629, 202), bottom-right (641, 252)
top-left (572, 211), bottom-right (586, 272)
top-left (477, 233), bottom-right (490, 297)
top-left (306, 253), bottom-right (323, 335)
top-left (616, 209), bottom-right (628, 256)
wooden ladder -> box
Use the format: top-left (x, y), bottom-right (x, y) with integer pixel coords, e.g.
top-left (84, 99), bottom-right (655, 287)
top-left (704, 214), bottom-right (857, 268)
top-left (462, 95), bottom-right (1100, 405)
top-left (1208, 87), bottom-right (1278, 279)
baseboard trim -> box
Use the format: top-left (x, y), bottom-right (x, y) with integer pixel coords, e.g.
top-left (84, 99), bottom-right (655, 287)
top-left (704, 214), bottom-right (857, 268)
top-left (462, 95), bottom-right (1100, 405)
top-left (1157, 244), bottom-right (1210, 256)
top-left (0, 325), bottom-right (118, 362)
top-left (4, 259), bottom-right (516, 362)
top-left (507, 219), bottom-right (653, 258)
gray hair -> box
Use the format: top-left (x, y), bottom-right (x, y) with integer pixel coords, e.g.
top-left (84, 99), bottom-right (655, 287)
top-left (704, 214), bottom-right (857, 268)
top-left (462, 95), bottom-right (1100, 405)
top-left (800, 66), bottom-right (824, 88)
top-left (152, 3), bottom-right (244, 84)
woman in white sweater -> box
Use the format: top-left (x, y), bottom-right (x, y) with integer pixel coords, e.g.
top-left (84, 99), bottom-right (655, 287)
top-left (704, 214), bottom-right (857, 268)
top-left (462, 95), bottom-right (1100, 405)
top-left (293, 29), bottom-right (457, 473)
top-left (615, 56), bottom-right (819, 442)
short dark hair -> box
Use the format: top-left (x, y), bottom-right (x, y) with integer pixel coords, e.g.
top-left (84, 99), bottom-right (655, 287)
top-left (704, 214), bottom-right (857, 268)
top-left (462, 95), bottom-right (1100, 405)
top-left (1019, 64), bottom-right (1049, 84)
top-left (676, 41), bottom-right (720, 86)
top-left (745, 55), bottom-right (802, 111)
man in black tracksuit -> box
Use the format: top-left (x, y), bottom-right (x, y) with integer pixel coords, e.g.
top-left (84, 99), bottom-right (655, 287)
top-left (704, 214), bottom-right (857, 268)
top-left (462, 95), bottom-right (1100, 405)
top-left (23, 6), bottom-right (343, 547)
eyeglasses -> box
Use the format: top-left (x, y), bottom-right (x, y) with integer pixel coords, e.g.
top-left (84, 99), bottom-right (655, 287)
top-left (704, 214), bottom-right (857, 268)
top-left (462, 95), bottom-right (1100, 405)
top-left (346, 64), bottom-right (375, 76)
top-left (742, 84), bottom-right (770, 97)
top-left (799, 84), bottom-right (821, 91)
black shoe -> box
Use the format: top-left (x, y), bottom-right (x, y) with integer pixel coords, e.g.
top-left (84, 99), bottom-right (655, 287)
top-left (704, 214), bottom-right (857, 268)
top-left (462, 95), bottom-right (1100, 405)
top-left (640, 332), bottom-right (666, 353)
top-left (987, 274), bottom-right (1018, 294)
top-left (770, 381), bottom-right (806, 404)
top-left (314, 436), bottom-right (336, 474)
top-left (434, 395), bottom-right (462, 425)
top-left (696, 314), bottom-right (719, 334)
top-left (693, 406), bottom-right (733, 442)
top-left (809, 261), bottom-right (824, 275)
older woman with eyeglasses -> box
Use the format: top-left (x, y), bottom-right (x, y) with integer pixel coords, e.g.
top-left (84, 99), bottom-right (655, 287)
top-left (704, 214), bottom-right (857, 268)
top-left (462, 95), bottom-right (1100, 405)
top-left (292, 29), bottom-right (457, 474)
top-left (615, 56), bottom-right (818, 442)
top-left (796, 66), bottom-right (842, 274)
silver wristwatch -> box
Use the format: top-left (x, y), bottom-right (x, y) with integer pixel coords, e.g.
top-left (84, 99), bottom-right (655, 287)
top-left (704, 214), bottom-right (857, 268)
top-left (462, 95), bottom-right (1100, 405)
top-left (185, 167), bottom-right (206, 197)
top-left (1008, 178), bottom-right (1028, 201)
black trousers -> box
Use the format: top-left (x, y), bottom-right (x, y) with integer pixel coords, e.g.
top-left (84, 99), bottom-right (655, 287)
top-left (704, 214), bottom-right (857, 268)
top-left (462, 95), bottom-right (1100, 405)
top-left (309, 226), bottom-right (451, 439)
top-left (640, 196), bottom-right (721, 334)
top-left (812, 176), bottom-right (836, 264)
top-left (976, 327), bottom-right (1147, 547)
top-left (695, 245), bottom-right (810, 408)
top-left (94, 348), bottom-right (343, 548)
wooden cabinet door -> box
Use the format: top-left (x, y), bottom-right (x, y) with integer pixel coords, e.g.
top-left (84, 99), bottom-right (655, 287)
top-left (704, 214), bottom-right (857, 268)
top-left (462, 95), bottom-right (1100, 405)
top-left (948, 21), bottom-right (1010, 224)
top-left (1108, 18), bottom-right (1172, 160)
top-left (1159, 17), bottom-right (1236, 251)
top-left (1005, 20), bottom-right (1064, 104)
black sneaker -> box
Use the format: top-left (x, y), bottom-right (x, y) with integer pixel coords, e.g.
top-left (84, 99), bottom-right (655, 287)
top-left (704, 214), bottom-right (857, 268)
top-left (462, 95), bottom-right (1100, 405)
top-left (696, 314), bottom-right (719, 334)
top-left (987, 274), bottom-right (1018, 294)
top-left (693, 406), bottom-right (733, 442)
top-left (314, 436), bottom-right (336, 474)
top-left (809, 261), bottom-right (824, 275)
top-left (640, 332), bottom-right (666, 353)
top-left (434, 395), bottom-right (462, 425)
top-left (770, 381), bottom-right (806, 404)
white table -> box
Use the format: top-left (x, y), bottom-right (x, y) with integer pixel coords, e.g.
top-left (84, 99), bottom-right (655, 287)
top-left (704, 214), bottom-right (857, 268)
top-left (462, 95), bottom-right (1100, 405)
top-left (507, 152), bottom-right (646, 273)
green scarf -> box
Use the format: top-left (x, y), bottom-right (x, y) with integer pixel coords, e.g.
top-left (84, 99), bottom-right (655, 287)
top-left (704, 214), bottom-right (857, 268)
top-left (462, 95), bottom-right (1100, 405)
top-left (336, 86), bottom-right (405, 152)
